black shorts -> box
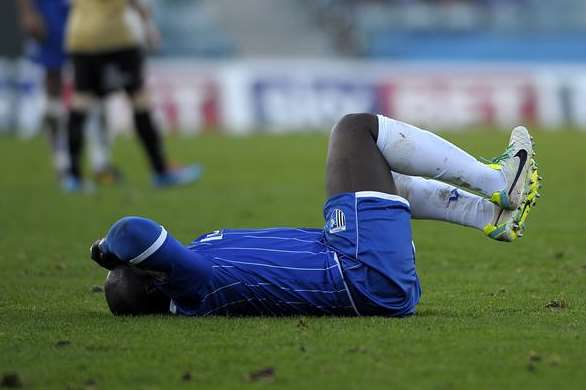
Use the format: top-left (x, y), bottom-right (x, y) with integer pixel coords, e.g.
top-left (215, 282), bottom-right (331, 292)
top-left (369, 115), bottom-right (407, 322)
top-left (71, 48), bottom-right (145, 97)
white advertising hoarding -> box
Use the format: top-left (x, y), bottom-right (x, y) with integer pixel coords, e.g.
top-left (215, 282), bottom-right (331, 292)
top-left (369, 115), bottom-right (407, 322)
top-left (2, 59), bottom-right (586, 135)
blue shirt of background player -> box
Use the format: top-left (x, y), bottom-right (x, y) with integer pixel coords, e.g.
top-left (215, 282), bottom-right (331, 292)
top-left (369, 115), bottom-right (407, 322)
top-left (27, 0), bottom-right (70, 70)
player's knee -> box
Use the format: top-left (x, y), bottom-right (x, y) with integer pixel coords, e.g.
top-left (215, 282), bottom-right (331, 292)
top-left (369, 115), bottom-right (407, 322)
top-left (332, 113), bottom-right (378, 140)
top-left (70, 93), bottom-right (95, 112)
top-left (105, 216), bottom-right (163, 262)
top-left (45, 70), bottom-right (63, 97)
top-left (46, 98), bottom-right (65, 118)
top-left (130, 89), bottom-right (151, 111)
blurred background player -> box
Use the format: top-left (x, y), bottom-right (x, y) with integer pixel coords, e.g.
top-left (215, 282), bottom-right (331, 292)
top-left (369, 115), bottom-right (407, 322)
top-left (0, 2), bottom-right (22, 134)
top-left (16, 0), bottom-right (121, 187)
top-left (64, 0), bottom-right (201, 191)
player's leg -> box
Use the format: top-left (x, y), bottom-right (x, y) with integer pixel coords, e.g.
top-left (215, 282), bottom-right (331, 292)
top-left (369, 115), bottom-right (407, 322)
top-left (66, 93), bottom-right (91, 186)
top-left (30, 0), bottom-right (71, 179)
top-left (375, 114), bottom-right (536, 210)
top-left (86, 102), bottom-right (123, 185)
top-left (327, 114), bottom-right (540, 241)
top-left (392, 171), bottom-right (539, 241)
top-left (86, 103), bottom-right (111, 176)
top-left (326, 113), bottom-right (397, 197)
top-left (325, 113), bottom-right (419, 316)
top-left (325, 112), bottom-right (509, 198)
top-left (65, 53), bottom-right (99, 188)
top-left (128, 86), bottom-right (168, 175)
top-left (392, 171), bottom-right (496, 230)
top-left (43, 68), bottom-right (69, 177)
top-left (122, 48), bottom-right (200, 187)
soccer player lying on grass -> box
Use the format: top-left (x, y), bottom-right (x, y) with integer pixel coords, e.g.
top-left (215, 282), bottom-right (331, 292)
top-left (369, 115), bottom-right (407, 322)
top-left (90, 114), bottom-right (541, 317)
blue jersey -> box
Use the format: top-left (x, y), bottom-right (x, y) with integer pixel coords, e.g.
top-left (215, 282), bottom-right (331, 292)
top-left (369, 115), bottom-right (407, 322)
top-left (102, 192), bottom-right (421, 317)
top-left (179, 227), bottom-right (356, 316)
top-left (27, 0), bottom-right (69, 69)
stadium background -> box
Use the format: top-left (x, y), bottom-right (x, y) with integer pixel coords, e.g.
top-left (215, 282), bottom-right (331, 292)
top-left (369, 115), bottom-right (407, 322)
top-left (1, 1), bottom-right (585, 389)
top-left (2, 0), bottom-right (586, 136)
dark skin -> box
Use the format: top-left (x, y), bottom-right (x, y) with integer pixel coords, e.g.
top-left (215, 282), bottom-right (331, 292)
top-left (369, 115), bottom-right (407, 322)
top-left (326, 113), bottom-right (397, 197)
top-left (98, 113), bottom-right (398, 315)
top-left (104, 266), bottom-right (170, 316)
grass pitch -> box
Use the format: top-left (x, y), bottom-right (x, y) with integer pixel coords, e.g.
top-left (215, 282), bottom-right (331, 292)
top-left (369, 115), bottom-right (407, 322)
top-left (0, 130), bottom-right (585, 389)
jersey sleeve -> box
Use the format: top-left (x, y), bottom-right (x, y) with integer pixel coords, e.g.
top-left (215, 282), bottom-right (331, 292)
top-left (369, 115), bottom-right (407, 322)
top-left (101, 217), bottom-right (213, 300)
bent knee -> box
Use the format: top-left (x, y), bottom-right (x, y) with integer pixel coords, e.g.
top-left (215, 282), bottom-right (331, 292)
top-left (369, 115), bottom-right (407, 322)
top-left (332, 113), bottom-right (378, 140)
top-left (70, 93), bottom-right (95, 111)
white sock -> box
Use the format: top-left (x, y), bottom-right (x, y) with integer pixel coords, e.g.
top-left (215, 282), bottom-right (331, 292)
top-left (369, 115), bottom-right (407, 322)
top-left (53, 140), bottom-right (69, 174)
top-left (392, 172), bottom-right (497, 230)
top-left (45, 99), bottom-right (69, 173)
top-left (87, 104), bottom-right (112, 173)
top-left (377, 115), bottom-right (505, 196)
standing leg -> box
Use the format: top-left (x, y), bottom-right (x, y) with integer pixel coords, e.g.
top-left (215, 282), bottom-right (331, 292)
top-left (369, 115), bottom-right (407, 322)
top-left (65, 53), bottom-right (98, 187)
top-left (123, 48), bottom-right (200, 187)
top-left (121, 48), bottom-right (168, 176)
top-left (66, 93), bottom-right (90, 182)
top-left (43, 68), bottom-right (69, 177)
top-left (129, 87), bottom-right (168, 175)
top-left (87, 101), bottom-right (123, 184)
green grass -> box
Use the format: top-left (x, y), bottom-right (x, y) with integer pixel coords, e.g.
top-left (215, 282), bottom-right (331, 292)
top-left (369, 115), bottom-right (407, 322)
top-left (0, 130), bottom-right (585, 389)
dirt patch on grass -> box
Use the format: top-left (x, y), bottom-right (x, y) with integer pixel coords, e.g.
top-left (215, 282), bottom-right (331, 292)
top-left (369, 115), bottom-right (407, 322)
top-left (247, 367), bottom-right (275, 383)
top-left (0, 372), bottom-right (22, 388)
top-left (55, 340), bottom-right (71, 348)
top-left (545, 299), bottom-right (568, 310)
top-left (181, 372), bottom-right (192, 382)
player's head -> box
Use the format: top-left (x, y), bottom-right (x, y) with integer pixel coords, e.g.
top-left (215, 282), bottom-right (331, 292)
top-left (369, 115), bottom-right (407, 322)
top-left (104, 266), bottom-right (170, 316)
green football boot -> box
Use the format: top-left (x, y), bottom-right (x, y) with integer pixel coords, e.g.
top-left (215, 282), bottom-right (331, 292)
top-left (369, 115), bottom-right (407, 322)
top-left (486, 126), bottom-right (535, 210)
top-left (484, 161), bottom-right (541, 242)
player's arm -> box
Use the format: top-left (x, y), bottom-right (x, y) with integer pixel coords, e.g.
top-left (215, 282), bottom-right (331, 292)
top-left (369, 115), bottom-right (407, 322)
top-left (128, 0), bottom-right (151, 21)
top-left (16, 0), bottom-right (45, 40)
top-left (128, 0), bottom-right (160, 50)
top-left (90, 216), bottom-right (172, 273)
top-left (89, 217), bottom-right (206, 278)
top-left (91, 217), bottom-right (212, 299)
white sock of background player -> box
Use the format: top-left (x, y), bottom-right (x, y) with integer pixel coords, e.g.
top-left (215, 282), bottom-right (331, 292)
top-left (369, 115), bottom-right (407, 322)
top-left (376, 115), bottom-right (506, 196)
top-left (87, 103), bottom-right (113, 174)
top-left (45, 98), bottom-right (69, 175)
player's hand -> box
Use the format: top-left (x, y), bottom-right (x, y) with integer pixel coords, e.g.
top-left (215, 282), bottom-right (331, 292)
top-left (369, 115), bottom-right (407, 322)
top-left (20, 9), bottom-right (46, 41)
top-left (90, 239), bottom-right (123, 270)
